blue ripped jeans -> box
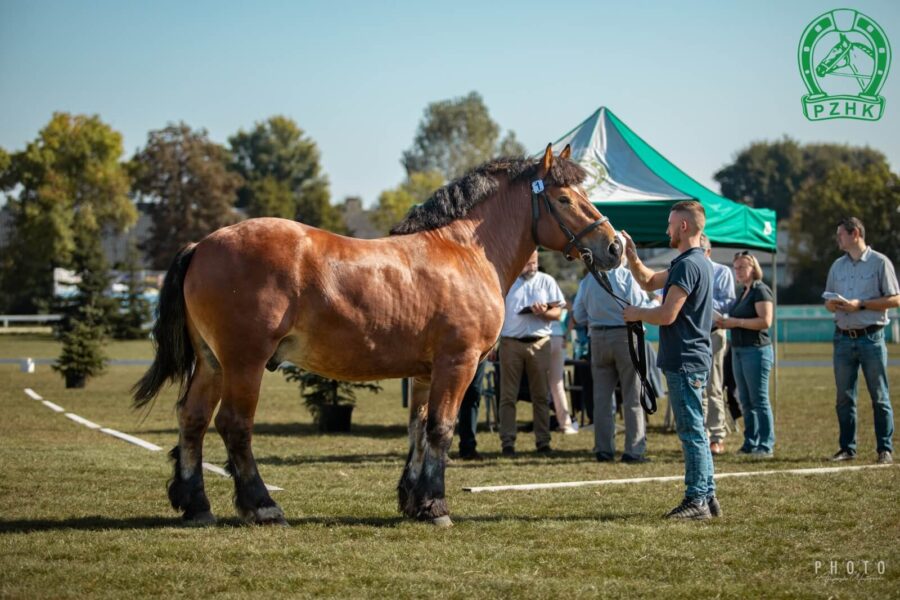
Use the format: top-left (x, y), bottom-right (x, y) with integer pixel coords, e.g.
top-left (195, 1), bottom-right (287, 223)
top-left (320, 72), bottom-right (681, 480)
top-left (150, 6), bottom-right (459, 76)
top-left (665, 370), bottom-right (715, 501)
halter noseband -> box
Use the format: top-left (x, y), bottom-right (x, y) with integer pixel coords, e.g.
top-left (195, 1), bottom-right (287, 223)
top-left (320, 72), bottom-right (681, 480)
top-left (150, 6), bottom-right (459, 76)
top-left (530, 179), bottom-right (609, 262)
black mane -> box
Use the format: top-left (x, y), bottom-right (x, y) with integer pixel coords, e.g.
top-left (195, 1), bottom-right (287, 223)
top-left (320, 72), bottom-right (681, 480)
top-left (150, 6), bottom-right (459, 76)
top-left (389, 156), bottom-right (587, 235)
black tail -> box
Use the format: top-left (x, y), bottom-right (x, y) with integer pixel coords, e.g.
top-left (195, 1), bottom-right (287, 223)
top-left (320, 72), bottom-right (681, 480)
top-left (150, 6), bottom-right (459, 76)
top-left (132, 244), bottom-right (197, 409)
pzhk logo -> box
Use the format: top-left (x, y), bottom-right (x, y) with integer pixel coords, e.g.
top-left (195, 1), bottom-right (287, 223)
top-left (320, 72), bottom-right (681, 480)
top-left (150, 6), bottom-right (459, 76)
top-left (798, 9), bottom-right (891, 121)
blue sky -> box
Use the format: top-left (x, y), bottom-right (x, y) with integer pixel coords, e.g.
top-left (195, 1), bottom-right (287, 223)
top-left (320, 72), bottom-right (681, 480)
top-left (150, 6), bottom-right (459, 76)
top-left (1, 0), bottom-right (898, 207)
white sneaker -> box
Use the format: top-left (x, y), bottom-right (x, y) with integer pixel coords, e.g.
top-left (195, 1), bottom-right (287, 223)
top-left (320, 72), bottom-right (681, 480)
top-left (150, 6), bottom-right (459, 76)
top-left (561, 422), bottom-right (579, 434)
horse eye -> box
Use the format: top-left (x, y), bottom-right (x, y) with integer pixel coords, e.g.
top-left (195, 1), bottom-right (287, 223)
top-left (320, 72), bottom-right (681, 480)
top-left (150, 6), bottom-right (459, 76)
top-left (557, 195), bottom-right (572, 205)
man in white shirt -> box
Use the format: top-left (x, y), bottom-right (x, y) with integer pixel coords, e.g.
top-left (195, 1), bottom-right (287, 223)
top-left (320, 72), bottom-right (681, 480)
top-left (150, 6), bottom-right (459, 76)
top-left (497, 251), bottom-right (565, 456)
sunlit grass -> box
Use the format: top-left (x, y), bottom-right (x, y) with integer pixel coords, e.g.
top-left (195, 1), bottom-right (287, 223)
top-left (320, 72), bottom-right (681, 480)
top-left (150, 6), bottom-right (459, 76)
top-left (1, 335), bottom-right (898, 598)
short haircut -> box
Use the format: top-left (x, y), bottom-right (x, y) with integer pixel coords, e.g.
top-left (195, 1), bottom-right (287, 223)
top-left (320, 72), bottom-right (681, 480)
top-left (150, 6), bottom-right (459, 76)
top-left (671, 200), bottom-right (706, 232)
top-left (733, 251), bottom-right (763, 281)
top-left (699, 233), bottom-right (711, 251)
top-left (838, 217), bottom-right (866, 240)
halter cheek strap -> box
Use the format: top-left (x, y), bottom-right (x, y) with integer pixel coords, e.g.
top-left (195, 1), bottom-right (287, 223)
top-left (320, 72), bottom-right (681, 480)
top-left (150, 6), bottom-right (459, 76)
top-left (530, 179), bottom-right (609, 261)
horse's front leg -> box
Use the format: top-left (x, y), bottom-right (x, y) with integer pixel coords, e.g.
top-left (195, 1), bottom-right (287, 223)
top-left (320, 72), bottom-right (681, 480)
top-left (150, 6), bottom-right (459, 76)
top-left (398, 375), bottom-right (430, 518)
top-left (398, 357), bottom-right (477, 527)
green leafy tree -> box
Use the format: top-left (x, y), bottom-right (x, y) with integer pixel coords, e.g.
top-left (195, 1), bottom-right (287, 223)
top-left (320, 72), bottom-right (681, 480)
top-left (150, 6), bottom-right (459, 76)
top-left (229, 116), bottom-right (343, 231)
top-left (52, 209), bottom-right (115, 388)
top-left (130, 123), bottom-right (242, 269)
top-left (401, 91), bottom-right (523, 181)
top-left (787, 163), bottom-right (900, 302)
top-left (0, 113), bottom-right (135, 313)
top-left (714, 137), bottom-right (887, 220)
top-left (497, 131), bottom-right (527, 157)
top-left (111, 239), bottom-right (152, 340)
top-left (371, 170), bottom-right (444, 234)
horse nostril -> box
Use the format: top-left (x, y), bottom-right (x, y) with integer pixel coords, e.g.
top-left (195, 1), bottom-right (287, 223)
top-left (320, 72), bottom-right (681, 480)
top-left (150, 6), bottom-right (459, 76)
top-left (609, 241), bottom-right (622, 258)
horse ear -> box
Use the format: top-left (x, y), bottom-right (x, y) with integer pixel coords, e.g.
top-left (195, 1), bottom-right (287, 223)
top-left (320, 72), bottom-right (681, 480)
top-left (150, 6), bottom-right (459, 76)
top-left (560, 144), bottom-right (572, 160)
top-left (541, 143), bottom-right (553, 174)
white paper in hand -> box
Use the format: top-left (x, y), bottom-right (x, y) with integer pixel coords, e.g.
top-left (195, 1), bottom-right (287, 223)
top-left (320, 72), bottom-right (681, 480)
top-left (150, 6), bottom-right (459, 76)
top-left (822, 292), bottom-right (848, 303)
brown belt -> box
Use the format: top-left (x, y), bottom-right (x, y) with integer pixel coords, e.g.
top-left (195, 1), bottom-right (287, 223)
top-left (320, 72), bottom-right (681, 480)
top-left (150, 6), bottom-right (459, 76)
top-left (836, 324), bottom-right (883, 338)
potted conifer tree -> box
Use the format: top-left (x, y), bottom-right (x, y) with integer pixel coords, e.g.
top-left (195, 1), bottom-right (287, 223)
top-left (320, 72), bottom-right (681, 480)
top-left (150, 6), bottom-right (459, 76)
top-left (281, 365), bottom-right (382, 432)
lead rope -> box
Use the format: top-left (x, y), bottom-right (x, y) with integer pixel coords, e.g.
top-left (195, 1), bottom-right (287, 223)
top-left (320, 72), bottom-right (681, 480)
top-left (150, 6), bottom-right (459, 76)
top-left (582, 260), bottom-right (658, 415)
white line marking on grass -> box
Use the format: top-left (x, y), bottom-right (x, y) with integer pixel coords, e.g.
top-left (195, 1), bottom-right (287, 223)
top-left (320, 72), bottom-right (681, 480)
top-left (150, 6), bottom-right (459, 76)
top-left (202, 462), bottom-right (230, 477)
top-left (64, 412), bottom-right (101, 429)
top-left (463, 464), bottom-right (896, 493)
top-left (99, 428), bottom-right (163, 451)
top-left (201, 462), bottom-right (283, 492)
top-left (24, 387), bottom-right (285, 492)
top-left (41, 400), bottom-right (65, 413)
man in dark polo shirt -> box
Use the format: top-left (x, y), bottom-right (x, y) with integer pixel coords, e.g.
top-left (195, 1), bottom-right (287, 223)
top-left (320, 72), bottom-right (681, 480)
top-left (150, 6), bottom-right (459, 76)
top-left (621, 201), bottom-right (717, 520)
top-left (824, 217), bottom-right (900, 465)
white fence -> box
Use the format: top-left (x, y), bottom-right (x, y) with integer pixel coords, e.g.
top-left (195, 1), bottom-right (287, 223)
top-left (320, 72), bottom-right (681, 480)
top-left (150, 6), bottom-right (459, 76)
top-left (0, 314), bottom-right (62, 327)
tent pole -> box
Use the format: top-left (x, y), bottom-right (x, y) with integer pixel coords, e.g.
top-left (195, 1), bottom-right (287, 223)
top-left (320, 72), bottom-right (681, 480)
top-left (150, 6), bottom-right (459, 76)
top-left (772, 227), bottom-right (778, 422)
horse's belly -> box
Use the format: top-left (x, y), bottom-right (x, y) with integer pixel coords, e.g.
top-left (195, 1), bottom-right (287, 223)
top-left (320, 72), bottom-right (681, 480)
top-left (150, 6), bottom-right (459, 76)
top-left (281, 329), bottom-right (430, 382)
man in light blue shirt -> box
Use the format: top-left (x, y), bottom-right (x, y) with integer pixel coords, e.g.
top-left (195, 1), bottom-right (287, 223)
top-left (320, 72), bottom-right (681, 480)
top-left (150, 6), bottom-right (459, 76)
top-left (825, 217), bottom-right (899, 465)
top-left (573, 254), bottom-right (655, 463)
top-left (700, 234), bottom-right (736, 454)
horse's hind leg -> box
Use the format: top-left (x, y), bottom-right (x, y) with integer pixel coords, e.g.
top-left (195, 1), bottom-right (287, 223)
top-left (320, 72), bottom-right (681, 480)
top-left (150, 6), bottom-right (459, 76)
top-left (216, 363), bottom-right (285, 525)
top-left (170, 358), bottom-right (221, 525)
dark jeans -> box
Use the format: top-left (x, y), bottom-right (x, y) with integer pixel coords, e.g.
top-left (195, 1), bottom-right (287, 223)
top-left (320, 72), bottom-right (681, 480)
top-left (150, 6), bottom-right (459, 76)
top-left (458, 361), bottom-right (487, 454)
top-left (833, 328), bottom-right (894, 454)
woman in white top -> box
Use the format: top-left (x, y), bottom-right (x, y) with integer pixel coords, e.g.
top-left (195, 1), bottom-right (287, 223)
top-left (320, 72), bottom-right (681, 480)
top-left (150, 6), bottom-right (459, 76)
top-left (550, 307), bottom-right (579, 434)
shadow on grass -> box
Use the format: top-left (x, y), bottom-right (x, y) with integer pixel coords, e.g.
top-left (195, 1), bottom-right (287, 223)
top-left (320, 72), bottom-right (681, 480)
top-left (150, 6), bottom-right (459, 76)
top-left (0, 515), bottom-right (186, 533)
top-left (0, 511), bottom-right (635, 533)
top-left (257, 452), bottom-right (406, 466)
top-left (286, 512), bottom-right (636, 527)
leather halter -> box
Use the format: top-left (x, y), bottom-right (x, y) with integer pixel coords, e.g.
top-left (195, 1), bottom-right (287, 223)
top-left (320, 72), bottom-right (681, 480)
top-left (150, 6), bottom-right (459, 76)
top-left (529, 178), bottom-right (657, 415)
top-left (530, 179), bottom-right (608, 261)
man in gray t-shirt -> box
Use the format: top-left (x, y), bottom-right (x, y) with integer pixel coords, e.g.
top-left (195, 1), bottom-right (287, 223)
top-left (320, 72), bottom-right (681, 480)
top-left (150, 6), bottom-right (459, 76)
top-left (824, 217), bottom-right (900, 465)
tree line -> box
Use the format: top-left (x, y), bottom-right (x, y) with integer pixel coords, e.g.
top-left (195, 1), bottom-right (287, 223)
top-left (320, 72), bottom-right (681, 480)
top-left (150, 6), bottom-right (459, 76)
top-left (0, 92), bottom-right (527, 314)
top-left (2, 94), bottom-right (898, 316)
top-left (714, 137), bottom-right (899, 302)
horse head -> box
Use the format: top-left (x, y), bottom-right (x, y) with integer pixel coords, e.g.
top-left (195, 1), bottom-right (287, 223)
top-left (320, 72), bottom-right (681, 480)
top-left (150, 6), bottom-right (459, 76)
top-left (816, 33), bottom-right (852, 77)
top-left (531, 143), bottom-right (621, 271)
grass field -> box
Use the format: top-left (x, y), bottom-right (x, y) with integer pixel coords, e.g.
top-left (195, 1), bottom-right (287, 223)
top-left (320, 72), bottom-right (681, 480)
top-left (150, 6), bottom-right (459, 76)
top-left (1, 334), bottom-right (898, 598)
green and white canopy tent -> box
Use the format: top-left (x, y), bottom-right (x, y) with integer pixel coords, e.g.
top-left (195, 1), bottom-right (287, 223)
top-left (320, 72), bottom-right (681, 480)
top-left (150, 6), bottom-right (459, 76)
top-left (549, 107), bottom-right (777, 252)
top-left (549, 107), bottom-right (783, 412)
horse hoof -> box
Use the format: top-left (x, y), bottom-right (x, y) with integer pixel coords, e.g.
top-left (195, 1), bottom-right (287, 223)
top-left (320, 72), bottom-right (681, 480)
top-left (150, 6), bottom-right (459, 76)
top-left (432, 515), bottom-right (453, 528)
top-left (252, 505), bottom-right (288, 526)
top-left (183, 510), bottom-right (216, 526)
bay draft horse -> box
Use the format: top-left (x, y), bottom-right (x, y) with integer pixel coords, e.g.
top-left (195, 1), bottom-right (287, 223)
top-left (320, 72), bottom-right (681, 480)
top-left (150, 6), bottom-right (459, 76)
top-left (133, 144), bottom-right (621, 527)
